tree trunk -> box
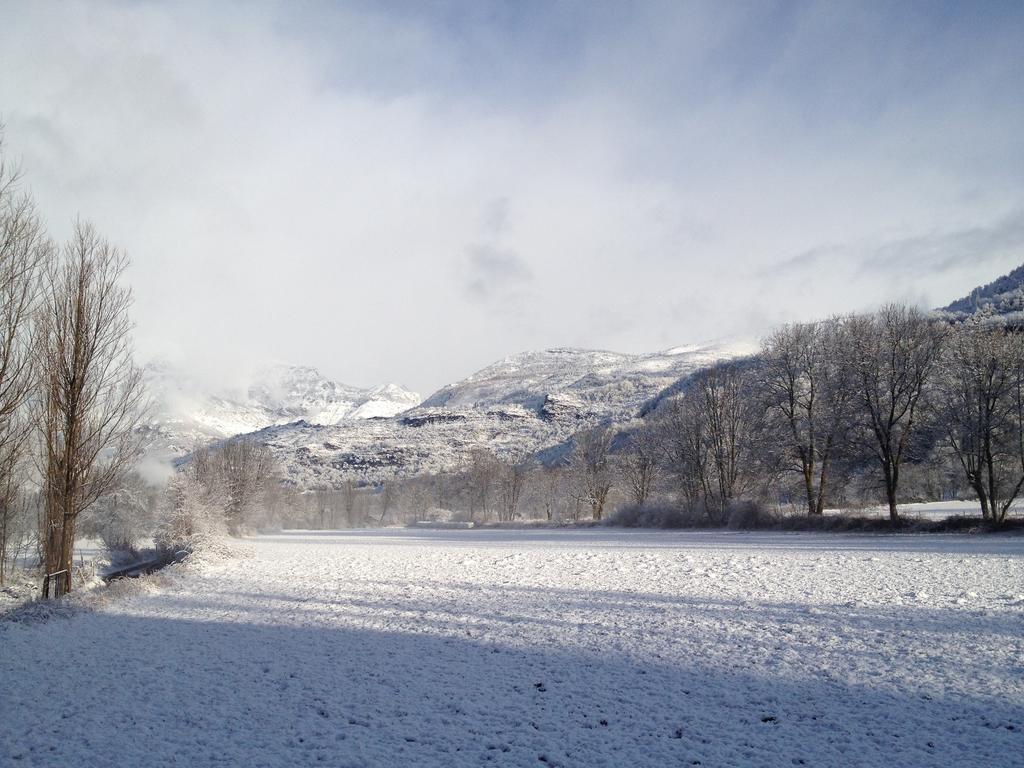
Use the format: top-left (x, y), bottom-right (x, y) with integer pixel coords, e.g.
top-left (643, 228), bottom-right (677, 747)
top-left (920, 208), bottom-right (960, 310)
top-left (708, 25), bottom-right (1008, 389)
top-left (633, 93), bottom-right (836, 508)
top-left (975, 483), bottom-right (990, 521)
top-left (803, 461), bottom-right (816, 517)
top-left (881, 458), bottom-right (900, 522)
top-left (885, 487), bottom-right (899, 522)
top-left (814, 459), bottom-right (831, 516)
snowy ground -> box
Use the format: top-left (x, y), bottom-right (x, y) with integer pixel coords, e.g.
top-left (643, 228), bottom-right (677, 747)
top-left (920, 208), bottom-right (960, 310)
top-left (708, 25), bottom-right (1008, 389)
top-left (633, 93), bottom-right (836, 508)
top-left (830, 500), bottom-right (1008, 520)
top-left (3, 529), bottom-right (1023, 767)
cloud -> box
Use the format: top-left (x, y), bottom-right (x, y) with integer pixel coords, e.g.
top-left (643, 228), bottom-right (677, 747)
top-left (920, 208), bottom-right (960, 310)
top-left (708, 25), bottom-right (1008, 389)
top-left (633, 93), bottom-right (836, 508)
top-left (462, 244), bottom-right (534, 306)
top-left (0, 1), bottom-right (1022, 392)
top-left (775, 211), bottom-right (1024, 278)
top-left (861, 212), bottom-right (1024, 275)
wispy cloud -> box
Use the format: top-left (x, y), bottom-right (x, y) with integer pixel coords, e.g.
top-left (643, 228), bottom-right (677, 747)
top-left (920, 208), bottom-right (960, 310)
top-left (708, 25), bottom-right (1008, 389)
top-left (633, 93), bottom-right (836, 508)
top-left (774, 211), bottom-right (1024, 278)
top-left (463, 245), bottom-right (533, 301)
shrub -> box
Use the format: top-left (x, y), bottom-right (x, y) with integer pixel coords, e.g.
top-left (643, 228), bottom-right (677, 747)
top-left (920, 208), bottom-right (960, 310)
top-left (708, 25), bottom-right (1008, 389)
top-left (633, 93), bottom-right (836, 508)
top-left (605, 503), bottom-right (708, 529)
top-left (726, 500), bottom-right (769, 530)
top-left (154, 473), bottom-right (225, 552)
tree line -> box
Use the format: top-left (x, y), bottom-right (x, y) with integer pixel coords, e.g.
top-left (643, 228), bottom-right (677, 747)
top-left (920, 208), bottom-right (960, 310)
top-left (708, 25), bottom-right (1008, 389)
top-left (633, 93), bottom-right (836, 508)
top-left (620, 305), bottom-right (1023, 525)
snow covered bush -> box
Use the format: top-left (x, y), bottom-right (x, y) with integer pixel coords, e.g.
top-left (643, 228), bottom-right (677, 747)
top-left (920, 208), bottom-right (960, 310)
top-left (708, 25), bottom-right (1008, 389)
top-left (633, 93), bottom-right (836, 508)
top-left (78, 474), bottom-right (157, 553)
top-left (154, 471), bottom-right (226, 552)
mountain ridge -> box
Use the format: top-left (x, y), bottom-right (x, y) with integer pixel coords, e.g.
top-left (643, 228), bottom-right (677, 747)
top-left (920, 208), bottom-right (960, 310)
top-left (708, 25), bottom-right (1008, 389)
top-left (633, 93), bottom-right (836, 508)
top-left (940, 261), bottom-right (1024, 321)
top-left (234, 340), bottom-right (758, 487)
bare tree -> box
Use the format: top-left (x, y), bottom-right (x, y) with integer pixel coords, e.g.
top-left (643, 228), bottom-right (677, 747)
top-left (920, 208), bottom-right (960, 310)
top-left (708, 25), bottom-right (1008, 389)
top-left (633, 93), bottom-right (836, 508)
top-left (695, 363), bottom-right (766, 520)
top-left (341, 479), bottom-right (358, 527)
top-left (617, 424), bottom-right (660, 507)
top-left (760, 320), bottom-right (853, 516)
top-left (568, 426), bottom-right (614, 520)
top-left (258, 479), bottom-right (299, 531)
top-left (36, 221), bottom-right (145, 594)
top-left (466, 448), bottom-right (498, 521)
top-left (217, 441), bottom-right (276, 534)
top-left (0, 134), bottom-right (51, 583)
top-left (495, 457), bottom-right (531, 522)
top-left (536, 464), bottom-right (566, 521)
top-left (660, 395), bottom-right (712, 513)
top-left (376, 480), bottom-right (394, 525)
top-left (845, 304), bottom-right (947, 521)
top-left (0, 470), bottom-right (34, 584)
top-left (313, 487), bottom-right (332, 529)
top-left (937, 324), bottom-right (1024, 522)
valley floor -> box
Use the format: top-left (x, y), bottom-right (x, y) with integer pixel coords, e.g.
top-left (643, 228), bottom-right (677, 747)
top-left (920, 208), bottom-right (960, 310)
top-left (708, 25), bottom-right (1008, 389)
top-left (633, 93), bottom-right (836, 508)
top-left (2, 529), bottom-right (1023, 767)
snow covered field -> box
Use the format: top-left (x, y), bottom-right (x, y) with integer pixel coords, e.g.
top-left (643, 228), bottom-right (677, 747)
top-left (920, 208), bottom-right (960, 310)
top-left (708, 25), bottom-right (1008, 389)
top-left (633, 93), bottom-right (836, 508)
top-left (830, 500), bottom-right (1009, 520)
top-left (3, 529), bottom-right (1023, 767)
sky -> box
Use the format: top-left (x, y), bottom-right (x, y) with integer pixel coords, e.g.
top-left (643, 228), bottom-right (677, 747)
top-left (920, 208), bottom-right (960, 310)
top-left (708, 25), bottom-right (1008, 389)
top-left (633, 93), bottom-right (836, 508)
top-left (1, 0), bottom-right (1023, 396)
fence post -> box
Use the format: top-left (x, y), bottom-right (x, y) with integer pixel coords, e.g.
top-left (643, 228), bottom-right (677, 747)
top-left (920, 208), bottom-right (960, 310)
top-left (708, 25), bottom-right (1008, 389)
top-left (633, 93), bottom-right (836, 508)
top-left (42, 569), bottom-right (69, 599)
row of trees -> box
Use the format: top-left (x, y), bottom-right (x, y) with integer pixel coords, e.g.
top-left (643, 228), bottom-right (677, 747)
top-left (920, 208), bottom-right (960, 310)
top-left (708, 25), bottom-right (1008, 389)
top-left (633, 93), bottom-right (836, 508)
top-left (645, 305), bottom-right (1022, 523)
top-left (0, 135), bottom-right (145, 591)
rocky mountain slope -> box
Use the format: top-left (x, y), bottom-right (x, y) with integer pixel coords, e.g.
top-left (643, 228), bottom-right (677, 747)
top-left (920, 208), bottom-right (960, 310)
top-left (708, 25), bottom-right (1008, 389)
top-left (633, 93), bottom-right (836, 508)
top-left (240, 341), bottom-right (757, 487)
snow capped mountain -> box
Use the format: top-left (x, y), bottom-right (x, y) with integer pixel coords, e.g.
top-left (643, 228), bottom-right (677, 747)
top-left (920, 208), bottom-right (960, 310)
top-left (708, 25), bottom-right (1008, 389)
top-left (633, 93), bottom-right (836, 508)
top-left (350, 383), bottom-right (423, 420)
top-left (240, 340), bottom-right (757, 488)
top-left (141, 361), bottom-right (420, 458)
top-left (422, 341), bottom-right (757, 415)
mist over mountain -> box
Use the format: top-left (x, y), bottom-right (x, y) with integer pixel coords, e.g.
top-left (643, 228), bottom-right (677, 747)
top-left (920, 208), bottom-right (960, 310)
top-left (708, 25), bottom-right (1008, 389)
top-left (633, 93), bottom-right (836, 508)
top-left (142, 361), bottom-right (420, 460)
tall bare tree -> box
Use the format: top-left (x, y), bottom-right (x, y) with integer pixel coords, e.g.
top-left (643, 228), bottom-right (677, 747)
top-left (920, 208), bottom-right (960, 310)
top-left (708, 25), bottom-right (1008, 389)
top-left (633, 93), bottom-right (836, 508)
top-left (0, 475), bottom-right (33, 584)
top-left (568, 426), bottom-right (614, 520)
top-left (695, 363), bottom-right (765, 520)
top-left (466, 448), bottom-right (498, 521)
top-left (313, 487), bottom-right (332, 529)
top-left (216, 441), bottom-right (276, 533)
top-left (617, 424), bottom-right (660, 507)
top-left (536, 464), bottom-right (566, 521)
top-left (376, 480), bottom-right (394, 525)
top-left (495, 457), bottom-right (531, 522)
top-left (845, 304), bottom-right (946, 521)
top-left (760, 320), bottom-right (853, 516)
top-left (37, 221), bottom-right (145, 594)
top-left (341, 478), bottom-right (358, 527)
top-left (937, 324), bottom-right (1024, 522)
top-left (0, 135), bottom-right (51, 583)
top-left (660, 395), bottom-right (712, 513)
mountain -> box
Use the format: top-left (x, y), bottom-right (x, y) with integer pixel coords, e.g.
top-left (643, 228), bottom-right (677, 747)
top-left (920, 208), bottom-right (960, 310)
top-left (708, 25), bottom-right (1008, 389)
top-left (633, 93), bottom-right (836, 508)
top-left (239, 341), bottom-right (757, 488)
top-left (421, 344), bottom-right (753, 413)
top-left (141, 361), bottom-right (420, 460)
top-left (940, 262), bottom-right (1024, 323)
